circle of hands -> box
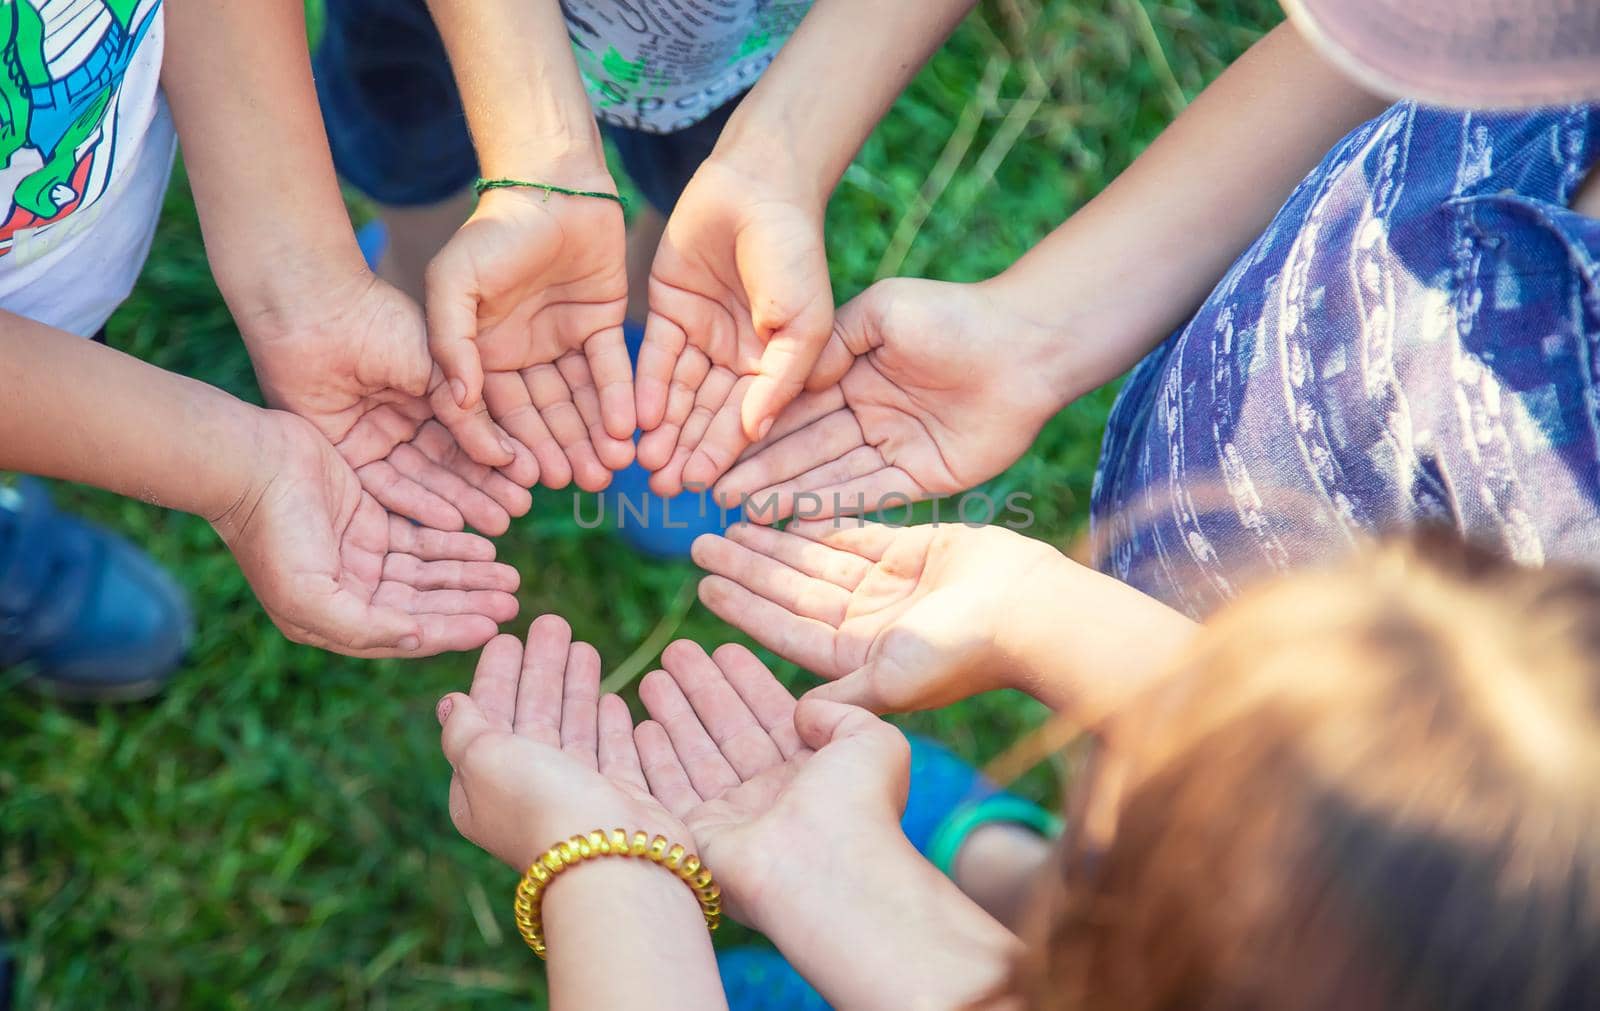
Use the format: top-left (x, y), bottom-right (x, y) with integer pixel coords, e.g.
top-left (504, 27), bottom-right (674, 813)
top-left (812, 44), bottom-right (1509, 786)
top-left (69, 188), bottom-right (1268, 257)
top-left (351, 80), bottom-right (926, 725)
top-left (219, 163), bottom-right (1100, 933)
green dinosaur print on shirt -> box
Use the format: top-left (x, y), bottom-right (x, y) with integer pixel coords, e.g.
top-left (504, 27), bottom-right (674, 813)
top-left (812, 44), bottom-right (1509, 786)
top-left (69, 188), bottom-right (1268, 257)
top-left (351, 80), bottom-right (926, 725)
top-left (0, 0), bottom-right (144, 219)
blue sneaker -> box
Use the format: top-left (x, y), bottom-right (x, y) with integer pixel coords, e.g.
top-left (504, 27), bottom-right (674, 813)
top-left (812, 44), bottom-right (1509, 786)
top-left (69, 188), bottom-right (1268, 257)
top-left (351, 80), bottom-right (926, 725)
top-left (0, 478), bottom-right (192, 701)
top-left (602, 320), bottom-right (740, 559)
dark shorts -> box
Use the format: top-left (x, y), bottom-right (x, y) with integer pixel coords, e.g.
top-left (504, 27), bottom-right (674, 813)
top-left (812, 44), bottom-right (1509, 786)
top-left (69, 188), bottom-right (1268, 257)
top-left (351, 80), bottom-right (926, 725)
top-left (314, 0), bottom-right (740, 213)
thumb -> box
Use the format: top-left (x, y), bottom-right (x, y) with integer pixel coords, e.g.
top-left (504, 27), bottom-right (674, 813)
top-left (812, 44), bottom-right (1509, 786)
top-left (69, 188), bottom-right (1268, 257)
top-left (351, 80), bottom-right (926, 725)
top-left (801, 666), bottom-right (890, 714)
top-left (439, 691), bottom-right (492, 766)
top-left (424, 257), bottom-right (486, 410)
top-left (793, 693), bottom-right (900, 754)
top-left (742, 319), bottom-right (829, 441)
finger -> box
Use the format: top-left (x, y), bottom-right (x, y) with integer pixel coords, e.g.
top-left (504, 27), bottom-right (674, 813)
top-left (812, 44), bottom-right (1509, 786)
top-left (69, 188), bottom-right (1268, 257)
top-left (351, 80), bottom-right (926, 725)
top-left (381, 554), bottom-right (522, 593)
top-left (634, 719), bottom-right (703, 818)
top-left (425, 277), bottom-right (486, 409)
top-left (687, 533), bottom-right (852, 626)
top-left (743, 325), bottom-right (829, 442)
top-left (649, 366), bottom-right (737, 497)
top-left (719, 523), bottom-right (873, 588)
top-left (786, 517), bottom-right (903, 563)
top-left (469, 633), bottom-right (526, 732)
top-left (408, 613), bottom-right (504, 656)
top-left (802, 668), bottom-right (896, 714)
top-left (440, 692), bottom-right (493, 767)
top-left (559, 641), bottom-right (603, 769)
top-left (598, 694), bottom-right (649, 791)
top-left (711, 643), bottom-right (806, 759)
top-left (515, 614), bottom-right (573, 746)
top-left (430, 372), bottom-right (516, 468)
top-left (357, 460), bottom-right (465, 532)
top-left (584, 325), bottom-right (638, 441)
top-left (696, 575), bottom-right (844, 678)
top-left (372, 583), bottom-right (522, 622)
top-left (737, 386), bottom-right (848, 462)
top-left (805, 331), bottom-right (856, 392)
top-left (748, 462), bottom-right (924, 526)
top-left (637, 346), bottom-right (711, 472)
top-left (284, 590), bottom-right (421, 655)
top-left (638, 668), bottom-right (742, 797)
top-left (794, 696), bottom-right (909, 769)
top-left (525, 363), bottom-right (612, 492)
top-left (714, 407), bottom-right (864, 508)
top-left (388, 442), bottom-right (512, 536)
top-left (680, 376), bottom-right (758, 492)
top-left (660, 640), bottom-right (783, 779)
top-left (485, 372), bottom-right (574, 490)
top-left (414, 420), bottom-right (535, 517)
top-left (635, 310), bottom-right (688, 431)
top-left (386, 518), bottom-right (498, 562)
top-left (556, 351), bottom-right (635, 473)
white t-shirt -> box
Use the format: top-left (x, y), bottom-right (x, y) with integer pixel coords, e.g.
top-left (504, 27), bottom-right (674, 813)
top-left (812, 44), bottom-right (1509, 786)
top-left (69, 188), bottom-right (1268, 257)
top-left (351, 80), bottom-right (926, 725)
top-left (565, 1), bottom-right (813, 134)
top-left (0, 0), bottom-right (173, 338)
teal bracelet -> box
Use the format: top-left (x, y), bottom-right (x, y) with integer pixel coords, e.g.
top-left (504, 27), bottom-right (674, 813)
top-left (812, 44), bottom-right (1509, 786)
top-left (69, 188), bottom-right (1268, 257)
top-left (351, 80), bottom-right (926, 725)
top-left (473, 177), bottom-right (628, 209)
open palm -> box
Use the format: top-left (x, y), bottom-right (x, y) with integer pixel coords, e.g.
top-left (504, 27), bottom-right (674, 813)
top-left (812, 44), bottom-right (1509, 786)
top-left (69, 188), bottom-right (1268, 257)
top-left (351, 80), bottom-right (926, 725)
top-left (214, 411), bottom-right (521, 658)
top-left (691, 520), bottom-right (1063, 713)
top-left (426, 187), bottom-right (635, 491)
top-left (629, 640), bottom-right (909, 929)
top-left (713, 277), bottom-right (1074, 522)
top-left (438, 616), bottom-right (688, 873)
top-left (240, 272), bottom-right (537, 532)
top-left (635, 160), bottom-right (836, 497)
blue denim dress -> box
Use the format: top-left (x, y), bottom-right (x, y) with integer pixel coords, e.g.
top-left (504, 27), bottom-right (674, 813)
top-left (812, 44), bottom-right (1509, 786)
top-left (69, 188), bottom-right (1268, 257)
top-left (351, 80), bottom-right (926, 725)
top-left (1091, 103), bottom-right (1600, 617)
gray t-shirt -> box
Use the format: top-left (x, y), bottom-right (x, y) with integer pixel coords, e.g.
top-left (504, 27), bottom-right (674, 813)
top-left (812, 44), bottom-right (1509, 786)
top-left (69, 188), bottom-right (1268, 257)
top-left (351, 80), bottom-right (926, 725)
top-left (564, 1), bottom-right (811, 134)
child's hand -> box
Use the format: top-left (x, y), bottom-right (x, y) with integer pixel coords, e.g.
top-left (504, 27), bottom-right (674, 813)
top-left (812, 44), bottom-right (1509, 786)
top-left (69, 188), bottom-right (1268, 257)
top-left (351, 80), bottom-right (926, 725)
top-left (424, 186), bottom-right (636, 492)
top-left (439, 616), bottom-right (690, 871)
top-left (213, 409), bottom-right (521, 657)
top-left (238, 271), bottom-right (541, 529)
top-left (630, 641), bottom-right (909, 930)
top-left (712, 276), bottom-right (1076, 522)
top-left (692, 520), bottom-right (1064, 713)
top-left (635, 158), bottom-right (837, 497)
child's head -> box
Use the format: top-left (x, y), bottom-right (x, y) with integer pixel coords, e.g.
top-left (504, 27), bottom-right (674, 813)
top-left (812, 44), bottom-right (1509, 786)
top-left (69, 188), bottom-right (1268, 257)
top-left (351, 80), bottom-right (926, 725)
top-left (1015, 530), bottom-right (1600, 1010)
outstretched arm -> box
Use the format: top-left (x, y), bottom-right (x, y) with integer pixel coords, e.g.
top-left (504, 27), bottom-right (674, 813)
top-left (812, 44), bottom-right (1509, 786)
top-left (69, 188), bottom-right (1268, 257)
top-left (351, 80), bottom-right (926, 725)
top-left (631, 642), bottom-right (1019, 1009)
top-left (635, 0), bottom-right (979, 495)
top-left (162, 0), bottom-right (534, 507)
top-left (985, 19), bottom-right (1389, 392)
top-left (439, 619), bottom-right (727, 1009)
top-left (713, 20), bottom-right (1391, 521)
top-left (0, 317), bottom-right (520, 657)
top-left (418, 0), bottom-right (636, 489)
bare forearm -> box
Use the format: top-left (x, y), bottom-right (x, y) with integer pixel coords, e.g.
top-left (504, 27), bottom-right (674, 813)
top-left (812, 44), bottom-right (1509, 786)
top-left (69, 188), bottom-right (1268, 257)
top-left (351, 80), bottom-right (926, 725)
top-left (714, 0), bottom-right (977, 205)
top-left (757, 834), bottom-right (1018, 1010)
top-left (424, 0), bottom-right (608, 181)
top-left (0, 316), bottom-right (262, 520)
top-left (544, 860), bottom-right (726, 1010)
top-left (1002, 555), bottom-right (1199, 723)
top-left (162, 0), bottom-right (366, 319)
top-left (989, 21), bottom-right (1390, 392)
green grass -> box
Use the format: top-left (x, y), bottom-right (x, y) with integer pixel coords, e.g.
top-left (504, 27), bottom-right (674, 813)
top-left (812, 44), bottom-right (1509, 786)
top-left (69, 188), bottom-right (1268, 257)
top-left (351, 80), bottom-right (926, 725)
top-left (0, 2), bottom-right (1278, 1007)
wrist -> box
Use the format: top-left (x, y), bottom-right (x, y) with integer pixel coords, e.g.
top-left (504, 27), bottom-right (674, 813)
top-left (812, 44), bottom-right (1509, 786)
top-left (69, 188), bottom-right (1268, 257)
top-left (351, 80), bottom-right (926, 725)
top-left (477, 124), bottom-right (613, 192)
top-left (704, 130), bottom-right (832, 215)
top-left (223, 249), bottom-right (375, 354)
top-left (192, 394), bottom-right (280, 531)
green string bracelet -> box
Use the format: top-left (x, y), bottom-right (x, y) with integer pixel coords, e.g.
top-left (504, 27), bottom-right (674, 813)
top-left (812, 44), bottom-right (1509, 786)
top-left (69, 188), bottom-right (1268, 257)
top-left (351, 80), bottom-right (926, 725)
top-left (474, 177), bottom-right (628, 209)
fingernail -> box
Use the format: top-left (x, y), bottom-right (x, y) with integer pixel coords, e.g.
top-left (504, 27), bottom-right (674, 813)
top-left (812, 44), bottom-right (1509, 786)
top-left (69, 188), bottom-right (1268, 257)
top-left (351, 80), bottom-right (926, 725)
top-left (450, 379), bottom-right (468, 406)
top-left (400, 635), bottom-right (421, 652)
top-left (757, 417), bottom-right (775, 441)
top-left (500, 437), bottom-right (518, 458)
top-left (436, 696), bottom-right (453, 724)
